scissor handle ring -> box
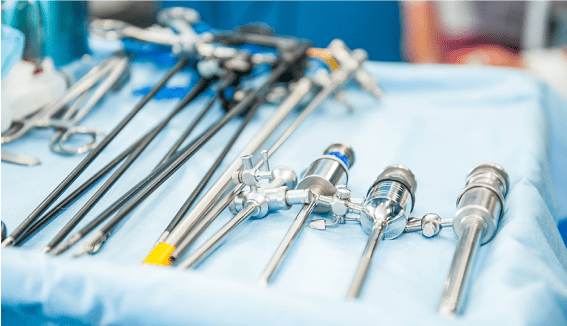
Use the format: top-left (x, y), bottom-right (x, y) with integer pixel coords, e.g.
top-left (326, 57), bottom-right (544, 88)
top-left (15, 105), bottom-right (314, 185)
top-left (58, 126), bottom-right (106, 155)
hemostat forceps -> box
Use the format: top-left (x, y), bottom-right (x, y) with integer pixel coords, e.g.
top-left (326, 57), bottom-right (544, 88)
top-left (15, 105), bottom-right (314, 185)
top-left (1, 54), bottom-right (129, 155)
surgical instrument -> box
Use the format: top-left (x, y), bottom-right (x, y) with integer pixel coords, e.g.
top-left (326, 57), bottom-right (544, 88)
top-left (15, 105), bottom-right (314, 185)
top-left (345, 166), bottom-right (417, 299)
top-left (74, 94), bottom-right (263, 257)
top-left (157, 93), bottom-right (261, 244)
top-left (91, 7), bottom-right (279, 67)
top-left (47, 33), bottom-right (309, 257)
top-left (142, 39), bottom-right (312, 264)
top-left (1, 54), bottom-right (129, 155)
top-left (58, 47), bottom-right (306, 256)
top-left (438, 163), bottom-right (509, 317)
top-left (152, 78), bottom-right (314, 263)
top-left (20, 58), bottom-right (249, 247)
top-left (15, 138), bottom-right (141, 246)
top-left (91, 7), bottom-right (201, 55)
top-left (308, 165), bottom-right (419, 299)
top-left (2, 57), bottom-right (188, 248)
top-left (176, 152), bottom-right (312, 269)
top-left (147, 39), bottom-right (382, 266)
top-left (258, 142), bottom-right (355, 286)
top-left (1, 151), bottom-right (41, 166)
top-left (41, 76), bottom-right (216, 254)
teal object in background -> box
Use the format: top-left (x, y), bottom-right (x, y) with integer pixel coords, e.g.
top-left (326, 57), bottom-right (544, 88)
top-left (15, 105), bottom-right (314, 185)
top-left (2, 1), bottom-right (89, 67)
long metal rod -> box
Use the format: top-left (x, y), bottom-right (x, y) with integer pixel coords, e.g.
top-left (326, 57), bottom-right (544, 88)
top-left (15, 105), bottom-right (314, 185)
top-left (157, 98), bottom-right (262, 244)
top-left (16, 83), bottom-right (208, 247)
top-left (59, 62), bottom-right (285, 256)
top-left (79, 90), bottom-right (264, 255)
top-left (14, 138), bottom-right (141, 246)
top-left (51, 132), bottom-right (207, 255)
top-left (41, 78), bottom-right (212, 253)
top-left (2, 58), bottom-right (188, 247)
top-left (177, 202), bottom-right (258, 269)
top-left (171, 183), bottom-right (245, 259)
top-left (161, 77), bottom-right (314, 257)
top-left (155, 77), bottom-right (232, 166)
top-left (258, 200), bottom-right (317, 286)
top-left (438, 218), bottom-right (484, 317)
top-left (345, 222), bottom-right (386, 300)
top-left (51, 91), bottom-right (226, 256)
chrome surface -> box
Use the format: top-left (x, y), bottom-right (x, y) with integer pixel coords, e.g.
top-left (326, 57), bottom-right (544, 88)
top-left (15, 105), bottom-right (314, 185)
top-left (177, 202), bottom-right (258, 269)
top-left (258, 141), bottom-right (356, 285)
top-left (346, 218), bottom-right (385, 300)
top-left (345, 165), bottom-right (417, 299)
top-left (258, 198), bottom-right (318, 286)
top-left (438, 163), bottom-right (509, 317)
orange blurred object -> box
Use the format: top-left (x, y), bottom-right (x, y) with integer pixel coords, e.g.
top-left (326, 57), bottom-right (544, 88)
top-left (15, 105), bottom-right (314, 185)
top-left (446, 45), bottom-right (525, 68)
top-left (402, 2), bottom-right (524, 68)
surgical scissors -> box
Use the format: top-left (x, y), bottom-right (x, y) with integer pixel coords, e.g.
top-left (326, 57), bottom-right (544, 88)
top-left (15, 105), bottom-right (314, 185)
top-left (1, 54), bottom-right (129, 155)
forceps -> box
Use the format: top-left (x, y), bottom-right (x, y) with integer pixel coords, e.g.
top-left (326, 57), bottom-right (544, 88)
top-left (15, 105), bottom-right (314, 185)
top-left (90, 7), bottom-right (201, 53)
top-left (1, 55), bottom-right (129, 155)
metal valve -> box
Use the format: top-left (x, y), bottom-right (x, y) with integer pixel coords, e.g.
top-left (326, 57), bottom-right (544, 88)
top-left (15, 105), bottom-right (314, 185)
top-left (229, 150), bottom-right (313, 219)
top-left (232, 150), bottom-right (274, 189)
top-left (176, 151), bottom-right (312, 270)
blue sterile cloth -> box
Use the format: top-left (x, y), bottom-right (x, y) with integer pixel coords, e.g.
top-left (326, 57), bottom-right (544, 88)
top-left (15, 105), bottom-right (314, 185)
top-left (2, 60), bottom-right (567, 325)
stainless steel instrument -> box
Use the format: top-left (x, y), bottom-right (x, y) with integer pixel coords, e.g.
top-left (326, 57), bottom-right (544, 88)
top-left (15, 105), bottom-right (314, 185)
top-left (438, 163), bottom-right (509, 317)
top-left (258, 142), bottom-right (355, 286)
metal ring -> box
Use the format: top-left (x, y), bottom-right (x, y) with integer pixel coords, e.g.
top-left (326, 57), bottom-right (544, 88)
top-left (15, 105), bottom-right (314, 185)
top-left (456, 184), bottom-right (506, 218)
top-left (367, 176), bottom-right (416, 212)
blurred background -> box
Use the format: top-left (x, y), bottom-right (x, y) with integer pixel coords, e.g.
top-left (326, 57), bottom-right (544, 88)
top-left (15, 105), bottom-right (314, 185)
top-left (2, 1), bottom-right (567, 243)
top-left (85, 1), bottom-right (567, 96)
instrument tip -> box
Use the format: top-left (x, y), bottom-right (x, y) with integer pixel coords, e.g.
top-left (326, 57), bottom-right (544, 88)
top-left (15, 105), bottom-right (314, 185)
top-left (438, 303), bottom-right (457, 318)
top-left (41, 247), bottom-right (52, 254)
top-left (257, 278), bottom-right (268, 287)
top-left (1, 237), bottom-right (14, 247)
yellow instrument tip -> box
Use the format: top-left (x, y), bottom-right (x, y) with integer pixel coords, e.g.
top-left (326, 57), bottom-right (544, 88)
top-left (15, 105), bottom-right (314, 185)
top-left (142, 243), bottom-right (175, 266)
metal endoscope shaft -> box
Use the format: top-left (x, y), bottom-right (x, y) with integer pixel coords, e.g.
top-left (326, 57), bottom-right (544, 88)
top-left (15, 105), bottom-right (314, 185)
top-left (258, 199), bottom-right (317, 286)
top-left (177, 202), bottom-right (258, 269)
top-left (437, 163), bottom-right (509, 317)
top-left (2, 58), bottom-right (187, 247)
top-left (438, 217), bottom-right (484, 317)
top-left (346, 222), bottom-right (385, 300)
